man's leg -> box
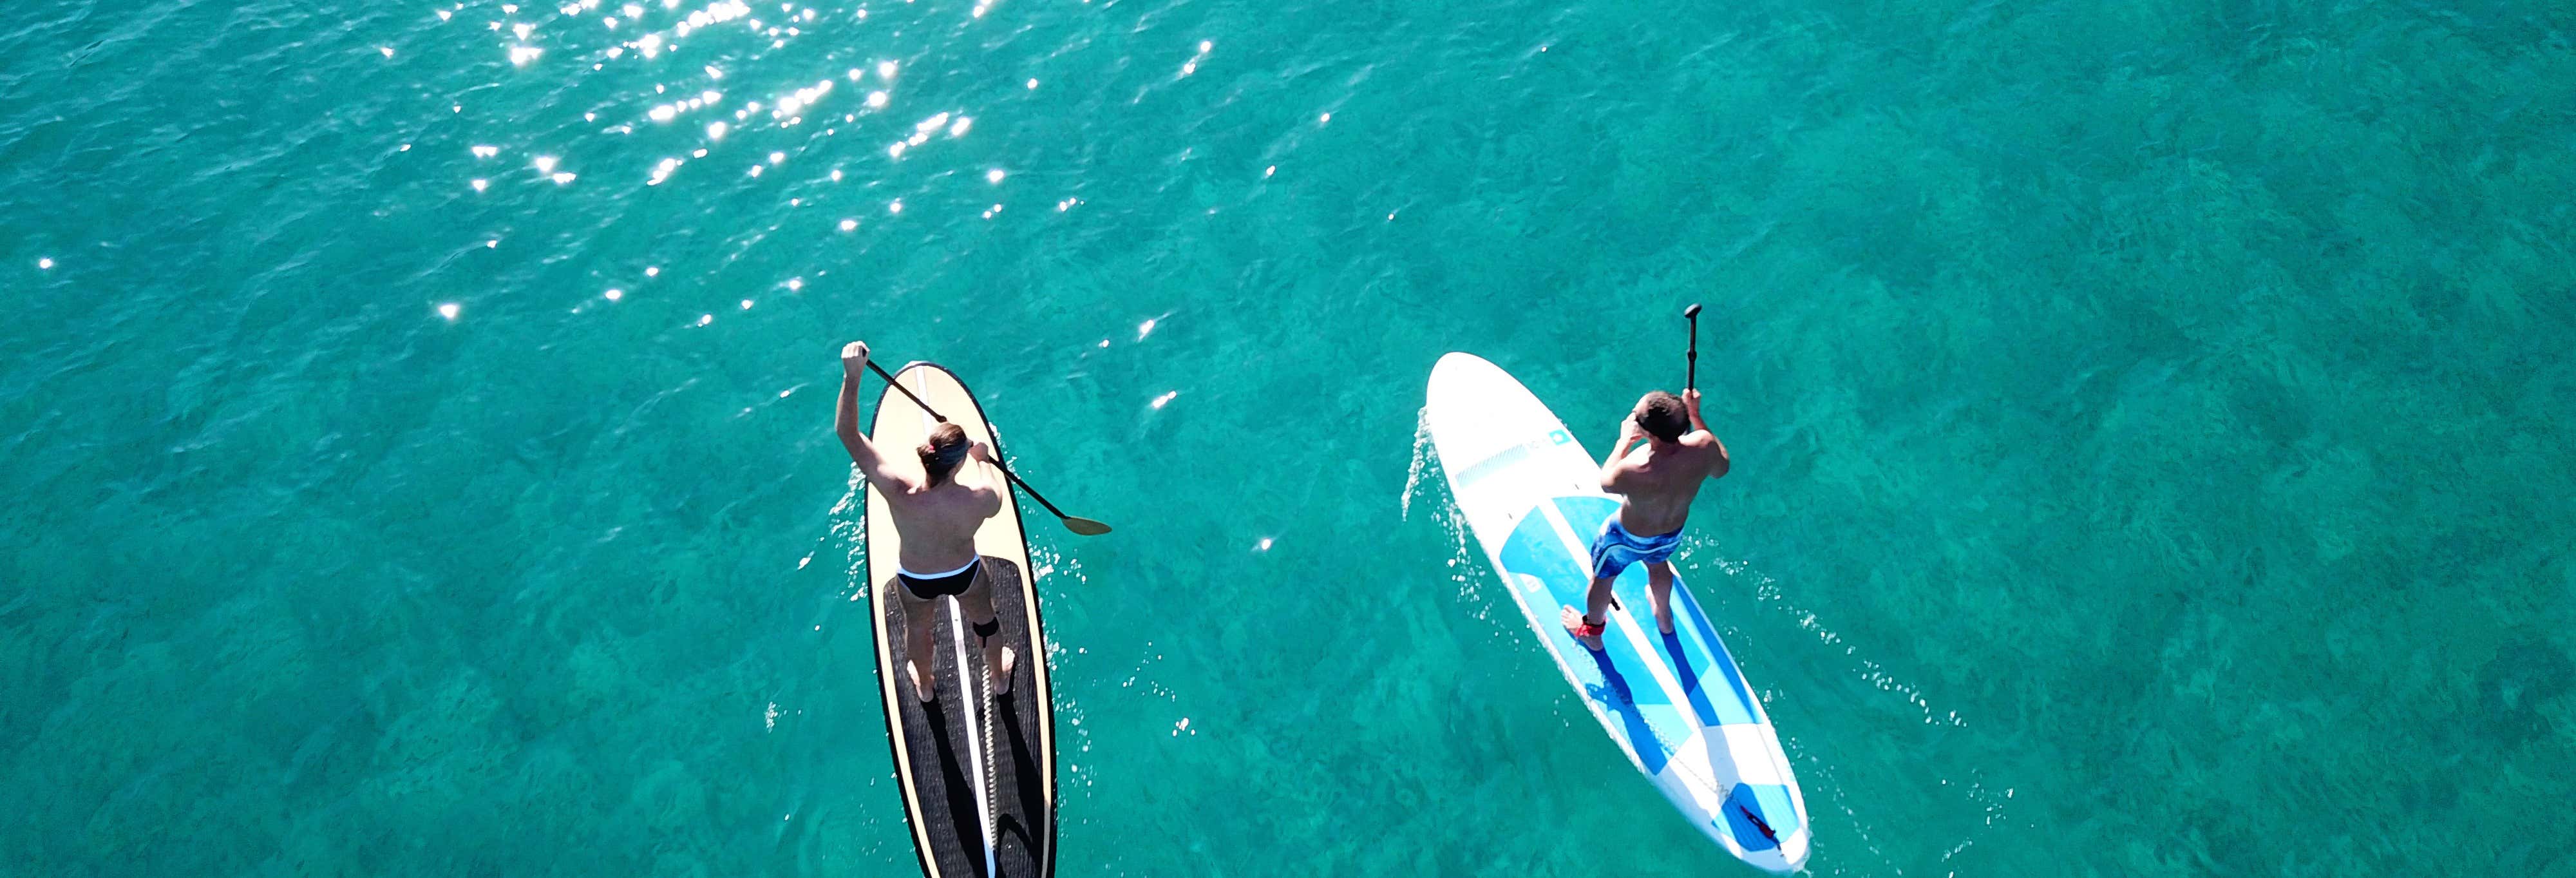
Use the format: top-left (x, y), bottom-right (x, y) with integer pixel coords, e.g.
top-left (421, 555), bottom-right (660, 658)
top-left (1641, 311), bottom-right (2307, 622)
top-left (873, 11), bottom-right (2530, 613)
top-left (1643, 561), bottom-right (1676, 635)
top-left (1561, 569), bottom-right (1620, 651)
top-left (959, 571), bottom-right (1016, 695)
top-left (897, 582), bottom-right (940, 704)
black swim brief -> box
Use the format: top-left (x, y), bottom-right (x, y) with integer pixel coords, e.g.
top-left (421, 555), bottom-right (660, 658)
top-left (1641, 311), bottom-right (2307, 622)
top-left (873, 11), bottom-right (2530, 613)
top-left (897, 557), bottom-right (981, 600)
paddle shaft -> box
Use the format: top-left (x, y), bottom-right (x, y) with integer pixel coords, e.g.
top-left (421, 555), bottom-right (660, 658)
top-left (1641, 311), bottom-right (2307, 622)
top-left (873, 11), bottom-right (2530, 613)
top-left (864, 359), bottom-right (1088, 526)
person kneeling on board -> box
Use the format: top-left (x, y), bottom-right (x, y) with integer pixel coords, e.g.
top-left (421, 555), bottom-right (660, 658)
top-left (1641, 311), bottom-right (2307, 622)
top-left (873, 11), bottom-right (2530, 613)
top-left (1561, 388), bottom-right (1729, 651)
top-left (835, 340), bottom-right (1017, 701)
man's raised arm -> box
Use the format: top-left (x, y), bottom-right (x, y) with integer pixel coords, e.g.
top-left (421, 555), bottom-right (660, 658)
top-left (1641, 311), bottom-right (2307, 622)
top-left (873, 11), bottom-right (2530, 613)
top-left (1683, 388), bottom-right (1730, 479)
top-left (835, 341), bottom-right (898, 486)
top-left (1600, 415), bottom-right (1644, 492)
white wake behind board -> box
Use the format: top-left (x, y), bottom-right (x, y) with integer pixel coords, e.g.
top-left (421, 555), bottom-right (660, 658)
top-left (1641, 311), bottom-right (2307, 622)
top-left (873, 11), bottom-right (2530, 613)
top-left (1425, 352), bottom-right (1809, 873)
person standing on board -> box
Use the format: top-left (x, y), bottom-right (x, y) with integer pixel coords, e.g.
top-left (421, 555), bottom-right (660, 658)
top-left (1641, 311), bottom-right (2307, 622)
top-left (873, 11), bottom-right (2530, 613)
top-left (835, 340), bottom-right (1017, 701)
top-left (1561, 388), bottom-right (1730, 651)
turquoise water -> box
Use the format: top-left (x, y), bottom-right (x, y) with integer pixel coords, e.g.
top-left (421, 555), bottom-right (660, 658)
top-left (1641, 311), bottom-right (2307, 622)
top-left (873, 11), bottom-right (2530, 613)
top-left (5, 0), bottom-right (2573, 873)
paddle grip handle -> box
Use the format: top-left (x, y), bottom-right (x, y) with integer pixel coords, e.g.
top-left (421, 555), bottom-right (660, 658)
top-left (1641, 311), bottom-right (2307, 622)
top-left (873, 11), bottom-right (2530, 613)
top-left (1684, 306), bottom-right (1700, 391)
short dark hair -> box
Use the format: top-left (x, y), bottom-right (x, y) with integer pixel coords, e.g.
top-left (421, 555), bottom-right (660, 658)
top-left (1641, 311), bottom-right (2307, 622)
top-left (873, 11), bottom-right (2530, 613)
top-left (1637, 391), bottom-right (1688, 443)
top-left (918, 423), bottom-right (970, 484)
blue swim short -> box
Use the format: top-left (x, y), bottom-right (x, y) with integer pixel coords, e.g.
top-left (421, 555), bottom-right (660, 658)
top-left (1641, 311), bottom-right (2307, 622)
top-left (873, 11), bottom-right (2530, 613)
top-left (1589, 518), bottom-right (1682, 579)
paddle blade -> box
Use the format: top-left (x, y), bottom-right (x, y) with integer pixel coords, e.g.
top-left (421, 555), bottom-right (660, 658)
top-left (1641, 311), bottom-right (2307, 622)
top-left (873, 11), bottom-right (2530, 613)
top-left (1683, 303), bottom-right (1702, 318)
top-left (1061, 516), bottom-right (1113, 536)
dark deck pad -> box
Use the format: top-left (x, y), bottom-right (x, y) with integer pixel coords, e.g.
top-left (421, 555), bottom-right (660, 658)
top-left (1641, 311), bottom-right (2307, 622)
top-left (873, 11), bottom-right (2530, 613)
top-left (879, 557), bottom-right (1054, 878)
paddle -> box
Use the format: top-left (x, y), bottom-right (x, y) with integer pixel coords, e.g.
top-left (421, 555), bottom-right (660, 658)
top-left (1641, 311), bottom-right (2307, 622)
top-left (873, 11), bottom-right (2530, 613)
top-left (1682, 303), bottom-right (1701, 390)
top-left (866, 359), bottom-right (1113, 536)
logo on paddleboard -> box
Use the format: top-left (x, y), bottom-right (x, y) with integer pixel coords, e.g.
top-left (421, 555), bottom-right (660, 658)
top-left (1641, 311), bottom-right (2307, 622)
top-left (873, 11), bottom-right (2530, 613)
top-left (1548, 429), bottom-right (1571, 445)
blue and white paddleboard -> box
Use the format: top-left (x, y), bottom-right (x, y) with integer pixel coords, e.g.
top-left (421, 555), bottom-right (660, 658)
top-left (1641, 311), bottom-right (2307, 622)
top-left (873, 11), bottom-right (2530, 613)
top-left (1426, 352), bottom-right (1810, 873)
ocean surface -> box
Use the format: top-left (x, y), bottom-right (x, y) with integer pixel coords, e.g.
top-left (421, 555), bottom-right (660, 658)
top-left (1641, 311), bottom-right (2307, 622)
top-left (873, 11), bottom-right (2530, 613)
top-left (5, 0), bottom-right (2573, 874)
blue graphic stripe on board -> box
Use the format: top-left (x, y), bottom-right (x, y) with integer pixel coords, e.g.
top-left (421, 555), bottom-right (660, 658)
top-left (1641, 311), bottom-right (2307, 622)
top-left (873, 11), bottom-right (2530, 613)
top-left (1743, 782), bottom-right (1801, 838)
top-left (1551, 496), bottom-right (1761, 727)
top-left (1721, 783), bottom-right (1803, 848)
top-left (1498, 510), bottom-right (1679, 774)
top-left (1669, 571), bottom-right (1772, 721)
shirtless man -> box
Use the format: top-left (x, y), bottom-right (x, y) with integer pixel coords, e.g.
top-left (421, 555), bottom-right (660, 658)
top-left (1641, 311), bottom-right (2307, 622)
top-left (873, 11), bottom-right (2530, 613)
top-left (1560, 388), bottom-right (1730, 651)
top-left (834, 340), bottom-right (1016, 702)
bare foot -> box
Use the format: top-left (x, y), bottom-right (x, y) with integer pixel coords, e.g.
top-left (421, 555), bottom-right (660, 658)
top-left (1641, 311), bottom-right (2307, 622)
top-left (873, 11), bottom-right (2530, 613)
top-left (1560, 606), bottom-right (1605, 651)
top-left (990, 646), bottom-right (1017, 695)
top-left (907, 659), bottom-right (936, 704)
top-left (1654, 604), bottom-right (1675, 636)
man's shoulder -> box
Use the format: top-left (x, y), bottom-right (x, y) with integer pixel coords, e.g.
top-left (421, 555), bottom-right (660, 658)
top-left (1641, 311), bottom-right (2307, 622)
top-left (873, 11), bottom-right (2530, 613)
top-left (921, 481), bottom-right (992, 501)
top-left (943, 479), bottom-right (999, 507)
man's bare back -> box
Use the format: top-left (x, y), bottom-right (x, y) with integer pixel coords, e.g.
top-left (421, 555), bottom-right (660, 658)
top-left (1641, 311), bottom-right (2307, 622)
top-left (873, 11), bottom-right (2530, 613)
top-left (873, 448), bottom-right (1004, 573)
top-left (1602, 388), bottom-right (1729, 535)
